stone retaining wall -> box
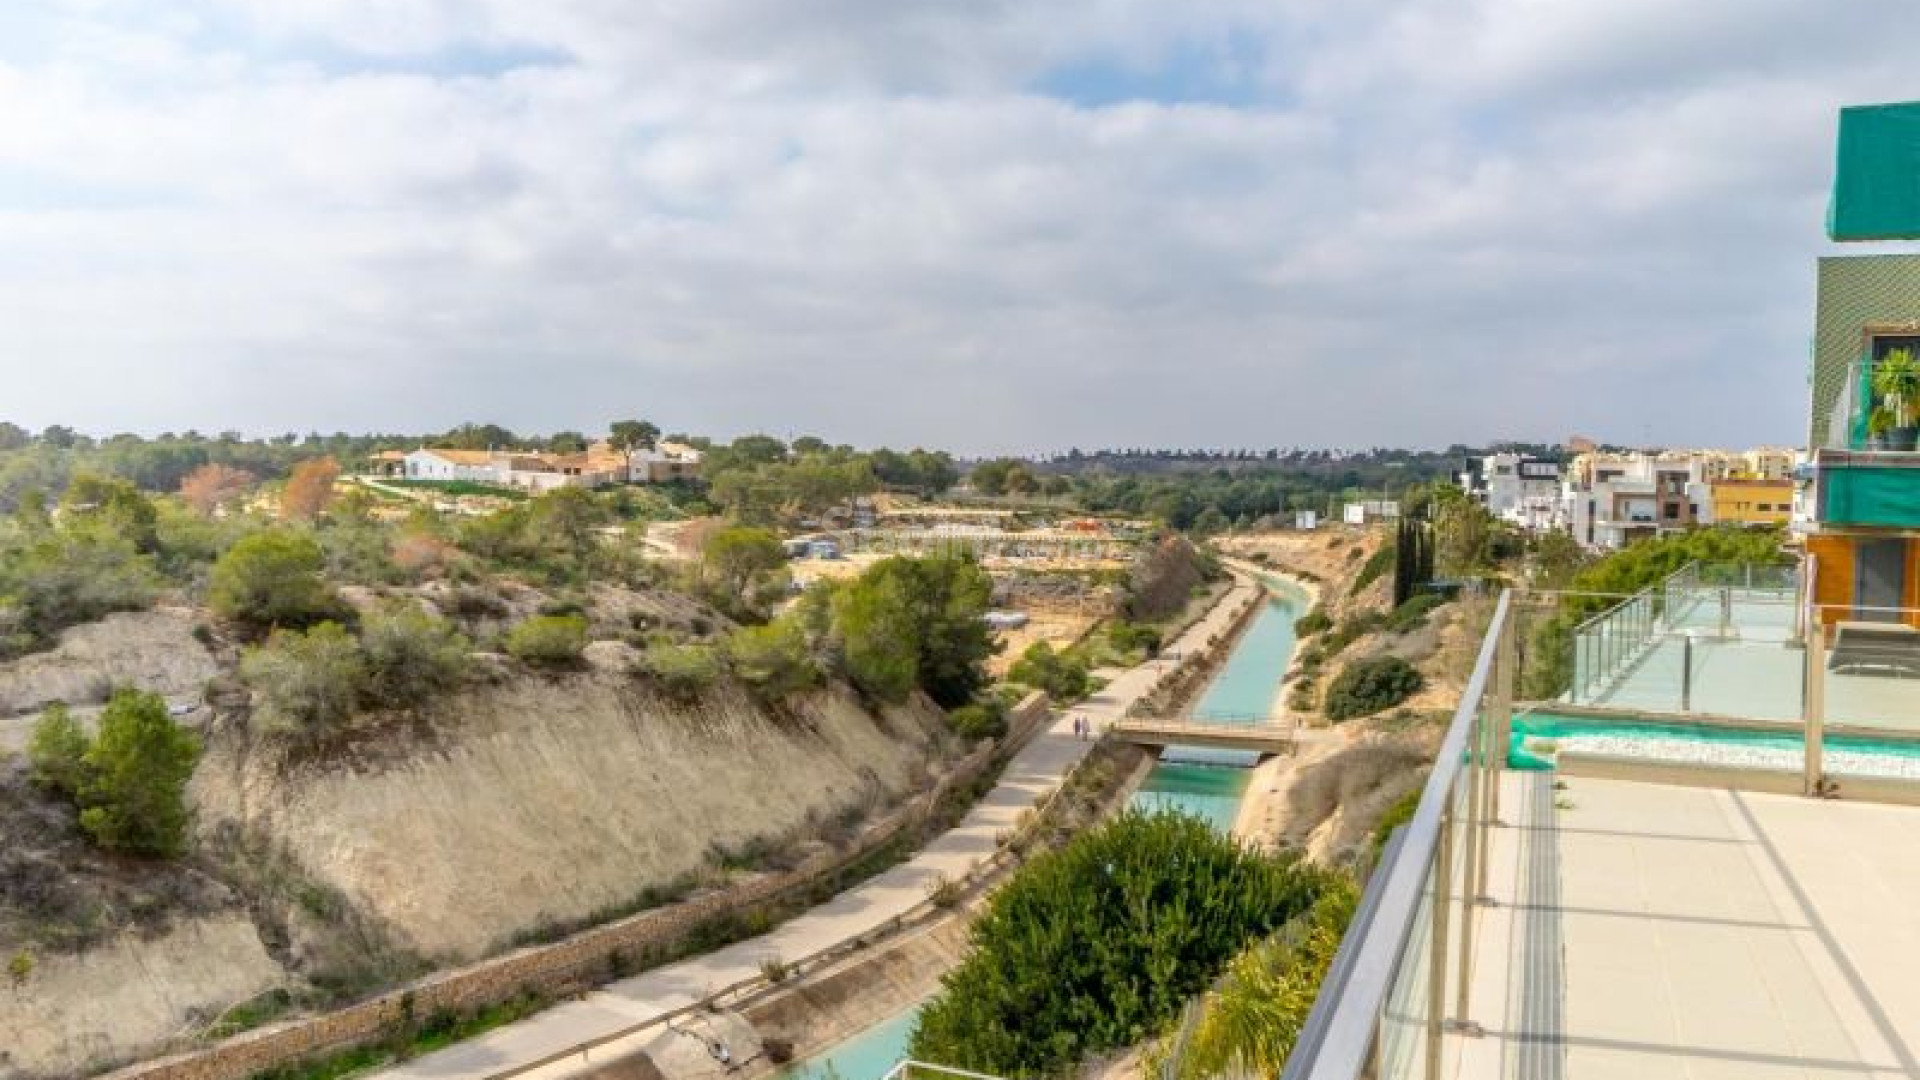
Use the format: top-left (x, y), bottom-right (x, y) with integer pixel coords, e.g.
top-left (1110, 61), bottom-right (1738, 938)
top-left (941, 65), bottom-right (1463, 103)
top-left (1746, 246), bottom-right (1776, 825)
top-left (99, 692), bottom-right (1052, 1080)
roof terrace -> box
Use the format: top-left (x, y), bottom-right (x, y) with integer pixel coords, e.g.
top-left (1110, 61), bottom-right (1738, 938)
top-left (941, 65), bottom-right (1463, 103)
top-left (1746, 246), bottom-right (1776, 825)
top-left (1283, 584), bottom-right (1920, 1080)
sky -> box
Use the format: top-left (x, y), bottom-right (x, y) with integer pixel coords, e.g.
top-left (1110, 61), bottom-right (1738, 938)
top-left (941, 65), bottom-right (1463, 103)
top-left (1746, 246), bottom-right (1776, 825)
top-left (1, 1), bottom-right (1917, 454)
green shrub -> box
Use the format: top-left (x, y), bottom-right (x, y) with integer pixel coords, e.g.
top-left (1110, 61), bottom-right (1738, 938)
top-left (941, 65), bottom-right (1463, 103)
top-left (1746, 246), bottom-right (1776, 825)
top-left (241, 622), bottom-right (368, 735)
top-left (1106, 620), bottom-right (1163, 659)
top-left (76, 690), bottom-right (200, 857)
top-left (1351, 544), bottom-right (1396, 594)
top-left (1384, 593), bottom-right (1447, 633)
top-left (1324, 656), bottom-right (1424, 722)
top-left (1007, 642), bottom-right (1091, 701)
top-left (27, 702), bottom-right (89, 798)
top-left (208, 530), bottom-right (346, 630)
top-left (1173, 880), bottom-right (1359, 1080)
top-left (360, 604), bottom-right (470, 707)
top-left (506, 614), bottom-right (588, 667)
top-left (645, 642), bottom-right (724, 697)
top-left (910, 810), bottom-right (1334, 1077)
top-left (0, 530), bottom-right (158, 650)
top-left (947, 701), bottom-right (1008, 741)
top-left (1370, 785), bottom-right (1424, 853)
top-left (1292, 607), bottom-right (1333, 637)
top-left (725, 618), bottom-right (819, 700)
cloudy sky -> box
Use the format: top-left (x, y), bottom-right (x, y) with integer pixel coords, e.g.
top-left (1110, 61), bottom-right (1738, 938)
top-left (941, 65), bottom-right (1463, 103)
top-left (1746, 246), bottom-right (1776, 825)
top-left (1, 1), bottom-right (1915, 453)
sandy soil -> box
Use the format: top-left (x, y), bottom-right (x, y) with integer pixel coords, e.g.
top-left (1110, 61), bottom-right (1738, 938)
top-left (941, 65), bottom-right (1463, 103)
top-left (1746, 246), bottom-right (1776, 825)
top-left (986, 612), bottom-right (1100, 677)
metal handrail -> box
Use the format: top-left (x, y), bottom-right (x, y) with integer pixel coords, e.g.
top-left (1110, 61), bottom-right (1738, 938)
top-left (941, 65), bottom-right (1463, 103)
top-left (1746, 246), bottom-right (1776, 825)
top-left (1277, 589), bottom-right (1512, 1080)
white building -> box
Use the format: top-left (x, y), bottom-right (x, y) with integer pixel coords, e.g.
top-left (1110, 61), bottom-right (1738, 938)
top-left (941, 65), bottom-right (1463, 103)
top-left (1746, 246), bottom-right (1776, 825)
top-left (628, 441), bottom-right (704, 484)
top-left (403, 448), bottom-right (504, 484)
top-left (1564, 452), bottom-right (1705, 550)
top-left (1476, 453), bottom-right (1566, 531)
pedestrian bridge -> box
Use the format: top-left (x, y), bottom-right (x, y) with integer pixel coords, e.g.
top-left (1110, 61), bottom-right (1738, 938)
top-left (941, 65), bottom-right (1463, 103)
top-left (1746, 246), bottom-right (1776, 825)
top-left (1107, 716), bottom-right (1296, 756)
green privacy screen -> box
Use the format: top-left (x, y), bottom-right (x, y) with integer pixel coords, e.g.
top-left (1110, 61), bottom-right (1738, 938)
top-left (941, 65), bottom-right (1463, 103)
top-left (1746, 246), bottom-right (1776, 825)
top-left (1830, 102), bottom-right (1920, 242)
top-left (1823, 466), bottom-right (1920, 529)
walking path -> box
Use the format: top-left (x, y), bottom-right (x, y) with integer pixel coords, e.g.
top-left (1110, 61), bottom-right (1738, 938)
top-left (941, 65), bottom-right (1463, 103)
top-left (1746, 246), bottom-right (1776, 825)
top-left (374, 574), bottom-right (1264, 1080)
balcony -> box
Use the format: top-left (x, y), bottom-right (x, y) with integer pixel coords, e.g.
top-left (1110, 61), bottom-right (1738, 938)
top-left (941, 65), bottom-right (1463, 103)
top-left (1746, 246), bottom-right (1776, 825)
top-left (1813, 358), bottom-right (1920, 530)
top-left (1281, 581), bottom-right (1920, 1080)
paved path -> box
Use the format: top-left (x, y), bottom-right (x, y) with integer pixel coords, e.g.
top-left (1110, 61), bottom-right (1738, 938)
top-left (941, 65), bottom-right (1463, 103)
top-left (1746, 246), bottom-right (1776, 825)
top-left (374, 574), bottom-right (1263, 1080)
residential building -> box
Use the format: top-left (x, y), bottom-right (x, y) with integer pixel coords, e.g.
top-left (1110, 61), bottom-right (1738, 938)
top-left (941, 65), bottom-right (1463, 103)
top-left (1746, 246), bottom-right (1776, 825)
top-left (403, 448), bottom-right (503, 484)
top-left (628, 441), bottom-right (705, 484)
top-left (1564, 451), bottom-right (1702, 549)
top-left (1703, 476), bottom-right (1794, 526)
top-left (1468, 451), bottom-right (1564, 531)
top-left (1801, 102), bottom-right (1920, 628)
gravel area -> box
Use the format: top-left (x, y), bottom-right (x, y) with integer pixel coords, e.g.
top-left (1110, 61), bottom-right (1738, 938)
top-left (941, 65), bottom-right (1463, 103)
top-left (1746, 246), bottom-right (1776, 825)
top-left (1552, 734), bottom-right (1920, 780)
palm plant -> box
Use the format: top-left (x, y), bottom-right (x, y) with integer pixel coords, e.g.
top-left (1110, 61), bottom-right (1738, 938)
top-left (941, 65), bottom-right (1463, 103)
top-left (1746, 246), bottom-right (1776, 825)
top-left (1872, 347), bottom-right (1920, 450)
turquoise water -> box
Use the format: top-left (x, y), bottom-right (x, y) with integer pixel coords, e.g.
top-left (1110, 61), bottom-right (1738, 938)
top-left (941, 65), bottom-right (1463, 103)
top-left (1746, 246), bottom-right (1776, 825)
top-left (1511, 711), bottom-right (1920, 770)
top-left (1191, 589), bottom-right (1304, 721)
top-left (1133, 578), bottom-right (1306, 822)
top-left (779, 1000), bottom-right (923, 1080)
top-left (1131, 762), bottom-right (1253, 831)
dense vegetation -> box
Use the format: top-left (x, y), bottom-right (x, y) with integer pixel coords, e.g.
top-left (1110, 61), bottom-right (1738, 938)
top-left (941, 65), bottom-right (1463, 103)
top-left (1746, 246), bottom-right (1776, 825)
top-left (1171, 880), bottom-right (1359, 1080)
top-left (909, 811), bottom-right (1338, 1076)
top-left (28, 691), bottom-right (201, 857)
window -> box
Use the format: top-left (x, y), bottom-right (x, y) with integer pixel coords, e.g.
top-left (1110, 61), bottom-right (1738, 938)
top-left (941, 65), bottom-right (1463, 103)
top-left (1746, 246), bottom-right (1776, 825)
top-left (1664, 502), bottom-right (1680, 521)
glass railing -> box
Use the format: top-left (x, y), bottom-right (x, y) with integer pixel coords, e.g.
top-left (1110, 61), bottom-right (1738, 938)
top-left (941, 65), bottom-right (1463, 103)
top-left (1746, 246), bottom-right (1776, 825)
top-left (1279, 591), bottom-right (1514, 1080)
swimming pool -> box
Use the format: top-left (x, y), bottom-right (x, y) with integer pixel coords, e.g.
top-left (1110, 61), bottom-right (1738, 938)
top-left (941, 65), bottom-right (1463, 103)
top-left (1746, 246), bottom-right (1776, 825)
top-left (1511, 711), bottom-right (1920, 780)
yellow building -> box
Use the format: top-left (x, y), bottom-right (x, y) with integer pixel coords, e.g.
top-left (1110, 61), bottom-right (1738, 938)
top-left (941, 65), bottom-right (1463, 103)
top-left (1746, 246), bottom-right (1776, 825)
top-left (1709, 478), bottom-right (1793, 525)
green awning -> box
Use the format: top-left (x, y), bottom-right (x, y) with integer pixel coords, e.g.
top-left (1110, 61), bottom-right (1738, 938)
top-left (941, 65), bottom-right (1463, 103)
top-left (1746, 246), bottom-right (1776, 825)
top-left (1829, 102), bottom-right (1920, 242)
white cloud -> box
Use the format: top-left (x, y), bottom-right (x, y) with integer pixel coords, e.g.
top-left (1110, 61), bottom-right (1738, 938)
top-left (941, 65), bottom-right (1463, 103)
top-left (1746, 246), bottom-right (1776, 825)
top-left (0, 0), bottom-right (1914, 450)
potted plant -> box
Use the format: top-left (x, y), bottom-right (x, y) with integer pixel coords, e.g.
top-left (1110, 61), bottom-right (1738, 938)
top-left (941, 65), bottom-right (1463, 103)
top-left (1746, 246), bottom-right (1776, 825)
top-left (1867, 405), bottom-right (1896, 450)
top-left (1872, 347), bottom-right (1920, 451)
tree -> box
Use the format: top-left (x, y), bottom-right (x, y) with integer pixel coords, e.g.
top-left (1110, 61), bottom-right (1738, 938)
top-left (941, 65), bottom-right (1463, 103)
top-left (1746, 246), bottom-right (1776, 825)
top-left (546, 430), bottom-right (588, 453)
top-left (240, 622), bottom-right (368, 734)
top-left (526, 486), bottom-right (610, 571)
top-left (178, 463), bottom-right (257, 515)
top-left (0, 421), bottom-right (29, 450)
top-left (358, 604), bottom-right (470, 707)
top-left (608, 420), bottom-right (661, 451)
top-left (701, 526), bottom-right (787, 613)
top-left (61, 472), bottom-right (159, 552)
top-left (1007, 642), bottom-right (1091, 701)
top-left (280, 457), bottom-right (340, 521)
top-left (208, 530), bottom-right (345, 630)
top-left (27, 702), bottom-right (90, 798)
top-left (829, 556), bottom-right (997, 707)
top-left (506, 614), bottom-right (588, 666)
top-left (76, 690), bottom-right (200, 857)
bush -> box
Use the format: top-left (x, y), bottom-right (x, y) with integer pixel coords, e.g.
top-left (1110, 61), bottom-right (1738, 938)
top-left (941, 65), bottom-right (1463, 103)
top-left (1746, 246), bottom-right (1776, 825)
top-left (1351, 544), bottom-right (1395, 594)
top-left (725, 618), bottom-right (819, 700)
top-left (208, 530), bottom-right (346, 630)
top-left (947, 701), bottom-right (1008, 741)
top-left (1106, 621), bottom-right (1163, 659)
top-left (644, 642), bottom-right (724, 697)
top-left (360, 604), bottom-right (470, 707)
top-left (1174, 881), bottom-right (1359, 1080)
top-left (506, 614), bottom-right (588, 667)
top-left (1324, 656), bottom-right (1424, 722)
top-left (1007, 642), bottom-right (1091, 702)
top-left (909, 811), bottom-right (1334, 1076)
top-left (1384, 593), bottom-right (1446, 633)
top-left (241, 622), bottom-right (368, 735)
top-left (1292, 606), bottom-right (1332, 637)
top-left (27, 702), bottom-right (89, 798)
top-left (0, 531), bottom-right (157, 650)
top-left (76, 690), bottom-right (200, 857)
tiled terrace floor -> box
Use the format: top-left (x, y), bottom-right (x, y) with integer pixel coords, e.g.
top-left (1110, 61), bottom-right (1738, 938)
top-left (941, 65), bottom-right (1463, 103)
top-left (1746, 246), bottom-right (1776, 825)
top-left (1580, 596), bottom-right (1920, 731)
top-left (1453, 774), bottom-right (1920, 1080)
